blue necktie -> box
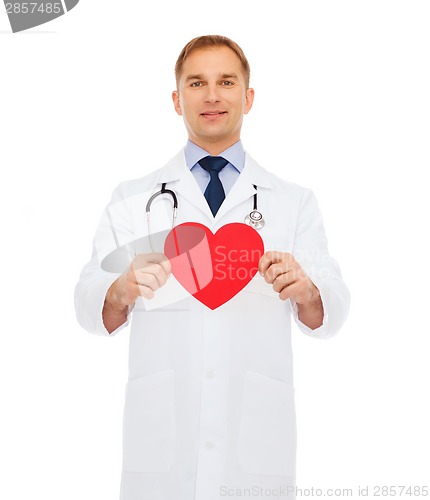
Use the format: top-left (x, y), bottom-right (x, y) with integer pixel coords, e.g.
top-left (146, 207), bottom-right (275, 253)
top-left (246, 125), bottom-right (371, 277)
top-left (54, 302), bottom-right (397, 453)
top-left (199, 156), bottom-right (229, 216)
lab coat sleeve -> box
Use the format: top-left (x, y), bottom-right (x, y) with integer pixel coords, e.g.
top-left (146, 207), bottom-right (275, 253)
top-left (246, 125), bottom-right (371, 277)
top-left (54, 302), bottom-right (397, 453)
top-left (74, 183), bottom-right (134, 337)
top-left (290, 188), bottom-right (350, 339)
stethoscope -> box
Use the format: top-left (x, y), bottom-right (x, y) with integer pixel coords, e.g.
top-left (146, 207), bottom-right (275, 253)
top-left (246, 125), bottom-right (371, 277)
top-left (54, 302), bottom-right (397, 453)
top-left (146, 182), bottom-right (265, 233)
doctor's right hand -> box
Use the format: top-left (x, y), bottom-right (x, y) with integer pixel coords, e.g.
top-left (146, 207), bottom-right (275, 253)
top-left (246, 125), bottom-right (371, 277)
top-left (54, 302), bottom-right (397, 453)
top-left (103, 253), bottom-right (172, 333)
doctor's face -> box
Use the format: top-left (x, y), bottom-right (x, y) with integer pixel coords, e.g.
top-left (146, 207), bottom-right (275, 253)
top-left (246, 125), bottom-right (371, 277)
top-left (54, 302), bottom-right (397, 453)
top-left (172, 46), bottom-right (254, 154)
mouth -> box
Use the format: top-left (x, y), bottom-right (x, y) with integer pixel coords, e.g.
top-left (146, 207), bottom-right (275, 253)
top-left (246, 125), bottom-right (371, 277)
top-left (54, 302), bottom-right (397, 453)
top-left (200, 111), bottom-right (228, 117)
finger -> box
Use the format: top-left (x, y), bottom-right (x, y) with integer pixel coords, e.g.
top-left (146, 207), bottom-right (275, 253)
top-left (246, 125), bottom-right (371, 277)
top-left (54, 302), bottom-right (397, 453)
top-left (149, 262), bottom-right (171, 286)
top-left (258, 251), bottom-right (282, 276)
top-left (258, 251), bottom-right (294, 277)
top-left (158, 257), bottom-right (172, 276)
top-left (135, 271), bottom-right (161, 291)
top-left (272, 270), bottom-right (296, 293)
top-left (278, 281), bottom-right (302, 301)
top-left (264, 262), bottom-right (289, 284)
top-left (138, 284), bottom-right (155, 300)
top-left (132, 253), bottom-right (171, 272)
top-left (135, 263), bottom-right (171, 289)
top-left (145, 252), bottom-right (171, 265)
top-left (136, 258), bottom-right (171, 280)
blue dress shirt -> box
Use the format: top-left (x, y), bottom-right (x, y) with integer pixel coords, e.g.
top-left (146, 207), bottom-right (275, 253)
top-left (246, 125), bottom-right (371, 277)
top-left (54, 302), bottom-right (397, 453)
top-left (184, 140), bottom-right (245, 196)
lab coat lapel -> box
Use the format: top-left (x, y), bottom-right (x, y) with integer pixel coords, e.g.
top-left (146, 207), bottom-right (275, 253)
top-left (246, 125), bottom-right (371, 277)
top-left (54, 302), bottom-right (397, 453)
top-left (156, 149), bottom-right (214, 221)
top-left (154, 149), bottom-right (273, 226)
top-left (214, 152), bottom-right (273, 223)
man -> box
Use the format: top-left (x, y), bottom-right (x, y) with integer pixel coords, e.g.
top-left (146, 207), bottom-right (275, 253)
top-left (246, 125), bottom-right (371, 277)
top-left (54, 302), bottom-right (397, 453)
top-left (75, 35), bottom-right (350, 500)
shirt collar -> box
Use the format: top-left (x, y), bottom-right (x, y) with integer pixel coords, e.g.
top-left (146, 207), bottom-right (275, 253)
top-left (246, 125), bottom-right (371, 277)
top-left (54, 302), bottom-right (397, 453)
top-left (185, 139), bottom-right (245, 173)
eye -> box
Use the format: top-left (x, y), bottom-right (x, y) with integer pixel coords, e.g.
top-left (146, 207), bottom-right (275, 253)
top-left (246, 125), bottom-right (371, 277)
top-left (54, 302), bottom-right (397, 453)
top-left (221, 80), bottom-right (234, 86)
top-left (190, 81), bottom-right (204, 87)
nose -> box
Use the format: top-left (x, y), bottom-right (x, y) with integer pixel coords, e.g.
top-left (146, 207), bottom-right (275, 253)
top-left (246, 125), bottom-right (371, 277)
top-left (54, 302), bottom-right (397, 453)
top-left (204, 83), bottom-right (221, 104)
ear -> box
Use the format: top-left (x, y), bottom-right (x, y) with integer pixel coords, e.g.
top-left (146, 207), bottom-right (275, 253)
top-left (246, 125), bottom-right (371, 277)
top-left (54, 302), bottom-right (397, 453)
top-left (172, 90), bottom-right (182, 116)
top-left (244, 88), bottom-right (255, 115)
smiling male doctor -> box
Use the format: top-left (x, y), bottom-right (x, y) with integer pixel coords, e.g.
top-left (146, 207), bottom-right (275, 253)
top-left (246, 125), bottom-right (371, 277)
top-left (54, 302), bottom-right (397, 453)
top-left (75, 35), bottom-right (350, 500)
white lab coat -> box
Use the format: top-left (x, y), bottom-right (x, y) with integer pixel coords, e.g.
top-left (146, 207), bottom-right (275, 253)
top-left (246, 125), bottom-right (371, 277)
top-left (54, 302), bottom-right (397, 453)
top-left (75, 149), bottom-right (350, 500)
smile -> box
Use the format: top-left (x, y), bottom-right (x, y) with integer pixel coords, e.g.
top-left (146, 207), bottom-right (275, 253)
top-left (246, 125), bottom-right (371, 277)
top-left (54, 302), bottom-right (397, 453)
top-left (201, 111), bottom-right (227, 119)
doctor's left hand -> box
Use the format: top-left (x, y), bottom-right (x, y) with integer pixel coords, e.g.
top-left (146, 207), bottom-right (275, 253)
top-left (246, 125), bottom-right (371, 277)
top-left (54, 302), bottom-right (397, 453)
top-left (258, 251), bottom-right (324, 330)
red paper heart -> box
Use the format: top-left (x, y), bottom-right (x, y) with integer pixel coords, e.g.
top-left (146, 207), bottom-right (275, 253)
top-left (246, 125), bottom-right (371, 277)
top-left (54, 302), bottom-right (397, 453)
top-left (164, 222), bottom-right (264, 309)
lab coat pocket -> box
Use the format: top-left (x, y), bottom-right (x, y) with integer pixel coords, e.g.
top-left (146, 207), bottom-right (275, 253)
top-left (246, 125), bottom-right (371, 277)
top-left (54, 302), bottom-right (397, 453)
top-left (122, 369), bottom-right (175, 473)
top-left (238, 370), bottom-right (296, 477)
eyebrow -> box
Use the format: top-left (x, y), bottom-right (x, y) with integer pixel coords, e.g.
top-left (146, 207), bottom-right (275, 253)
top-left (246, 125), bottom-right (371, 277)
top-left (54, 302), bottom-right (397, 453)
top-left (185, 73), bottom-right (239, 82)
top-left (185, 74), bottom-right (204, 82)
top-left (220, 73), bottom-right (239, 80)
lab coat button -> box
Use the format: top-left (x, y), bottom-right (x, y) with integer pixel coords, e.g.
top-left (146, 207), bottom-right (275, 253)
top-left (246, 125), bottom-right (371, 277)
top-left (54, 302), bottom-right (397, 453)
top-left (205, 370), bottom-right (215, 379)
top-left (205, 440), bottom-right (214, 450)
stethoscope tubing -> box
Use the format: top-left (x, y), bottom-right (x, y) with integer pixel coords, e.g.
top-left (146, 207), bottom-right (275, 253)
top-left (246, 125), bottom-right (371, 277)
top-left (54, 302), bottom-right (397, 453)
top-left (146, 183), bottom-right (264, 230)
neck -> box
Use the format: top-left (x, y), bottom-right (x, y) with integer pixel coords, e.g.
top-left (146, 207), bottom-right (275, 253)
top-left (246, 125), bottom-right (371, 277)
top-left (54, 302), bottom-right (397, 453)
top-left (190, 137), bottom-right (240, 156)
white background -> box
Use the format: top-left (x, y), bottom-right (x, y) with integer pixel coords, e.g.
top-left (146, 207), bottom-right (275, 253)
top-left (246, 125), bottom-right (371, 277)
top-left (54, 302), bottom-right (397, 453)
top-left (1, 1), bottom-right (429, 498)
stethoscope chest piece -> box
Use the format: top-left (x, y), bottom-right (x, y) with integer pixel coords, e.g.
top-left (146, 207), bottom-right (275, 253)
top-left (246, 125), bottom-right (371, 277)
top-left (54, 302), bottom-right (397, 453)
top-left (244, 210), bottom-right (265, 230)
